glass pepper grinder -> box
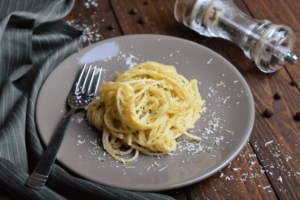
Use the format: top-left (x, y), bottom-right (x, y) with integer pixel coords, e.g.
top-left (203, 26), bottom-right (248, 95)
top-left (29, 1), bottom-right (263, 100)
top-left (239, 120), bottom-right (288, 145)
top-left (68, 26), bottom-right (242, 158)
top-left (174, 0), bottom-right (298, 73)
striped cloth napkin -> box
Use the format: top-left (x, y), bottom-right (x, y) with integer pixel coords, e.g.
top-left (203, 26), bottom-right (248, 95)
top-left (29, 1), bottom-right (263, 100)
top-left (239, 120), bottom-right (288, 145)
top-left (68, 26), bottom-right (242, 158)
top-left (0, 0), bottom-right (174, 199)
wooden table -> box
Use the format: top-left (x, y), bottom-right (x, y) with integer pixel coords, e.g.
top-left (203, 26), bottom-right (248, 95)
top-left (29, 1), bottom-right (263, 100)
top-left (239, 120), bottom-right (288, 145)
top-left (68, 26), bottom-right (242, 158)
top-left (65, 0), bottom-right (300, 199)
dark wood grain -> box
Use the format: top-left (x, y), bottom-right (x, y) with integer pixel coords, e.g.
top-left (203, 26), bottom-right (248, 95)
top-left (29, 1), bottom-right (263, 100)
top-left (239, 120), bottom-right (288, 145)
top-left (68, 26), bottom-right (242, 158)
top-left (249, 70), bottom-right (300, 200)
top-left (187, 144), bottom-right (277, 200)
top-left (64, 0), bottom-right (122, 47)
top-left (161, 145), bottom-right (278, 199)
top-left (239, 0), bottom-right (300, 199)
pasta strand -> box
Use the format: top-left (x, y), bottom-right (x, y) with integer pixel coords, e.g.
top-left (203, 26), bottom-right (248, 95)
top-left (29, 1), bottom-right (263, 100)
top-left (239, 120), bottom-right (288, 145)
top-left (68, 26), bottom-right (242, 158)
top-left (86, 62), bottom-right (205, 163)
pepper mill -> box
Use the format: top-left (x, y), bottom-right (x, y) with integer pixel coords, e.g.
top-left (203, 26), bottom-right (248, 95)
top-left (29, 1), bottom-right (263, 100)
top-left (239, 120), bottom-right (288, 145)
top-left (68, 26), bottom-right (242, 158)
top-left (174, 0), bottom-right (298, 73)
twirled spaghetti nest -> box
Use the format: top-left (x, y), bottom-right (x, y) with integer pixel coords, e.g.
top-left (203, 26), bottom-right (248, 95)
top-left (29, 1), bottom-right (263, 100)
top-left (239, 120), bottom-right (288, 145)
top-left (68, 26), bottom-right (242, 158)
top-left (86, 62), bottom-right (205, 163)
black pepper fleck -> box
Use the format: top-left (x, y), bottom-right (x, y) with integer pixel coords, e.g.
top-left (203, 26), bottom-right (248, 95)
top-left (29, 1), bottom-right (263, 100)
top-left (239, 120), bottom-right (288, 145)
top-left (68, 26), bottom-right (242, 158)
top-left (291, 79), bottom-right (298, 86)
top-left (264, 108), bottom-right (274, 118)
top-left (295, 112), bottom-right (300, 121)
top-left (274, 91), bottom-right (283, 99)
top-left (144, 0), bottom-right (149, 4)
top-left (108, 23), bottom-right (115, 30)
top-left (138, 16), bottom-right (148, 24)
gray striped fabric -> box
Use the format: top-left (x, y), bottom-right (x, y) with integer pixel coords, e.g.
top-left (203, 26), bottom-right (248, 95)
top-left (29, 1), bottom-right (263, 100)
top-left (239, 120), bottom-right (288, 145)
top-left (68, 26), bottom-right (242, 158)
top-left (0, 0), bottom-right (174, 199)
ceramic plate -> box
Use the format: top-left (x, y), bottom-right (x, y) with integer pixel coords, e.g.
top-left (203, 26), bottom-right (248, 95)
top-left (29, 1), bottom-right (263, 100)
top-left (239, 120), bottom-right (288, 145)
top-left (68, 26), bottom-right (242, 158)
top-left (36, 35), bottom-right (255, 191)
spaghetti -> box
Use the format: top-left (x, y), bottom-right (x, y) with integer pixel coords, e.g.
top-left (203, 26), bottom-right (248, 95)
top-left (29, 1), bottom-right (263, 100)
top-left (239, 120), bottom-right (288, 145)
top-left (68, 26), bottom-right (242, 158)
top-left (86, 61), bottom-right (206, 163)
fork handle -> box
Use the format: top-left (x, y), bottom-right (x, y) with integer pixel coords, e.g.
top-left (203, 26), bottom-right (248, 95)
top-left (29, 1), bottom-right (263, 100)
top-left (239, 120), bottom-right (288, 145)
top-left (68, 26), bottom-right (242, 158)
top-left (27, 108), bottom-right (76, 189)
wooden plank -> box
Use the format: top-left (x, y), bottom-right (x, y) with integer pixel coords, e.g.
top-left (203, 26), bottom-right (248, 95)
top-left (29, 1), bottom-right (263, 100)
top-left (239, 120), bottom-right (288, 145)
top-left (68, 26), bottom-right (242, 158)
top-left (108, 0), bottom-right (199, 38)
top-left (187, 144), bottom-right (277, 200)
top-left (109, 0), bottom-right (278, 199)
top-left (248, 70), bottom-right (300, 200)
top-left (242, 0), bottom-right (300, 87)
top-left (164, 145), bottom-right (278, 199)
top-left (64, 0), bottom-right (122, 47)
top-left (238, 0), bottom-right (300, 199)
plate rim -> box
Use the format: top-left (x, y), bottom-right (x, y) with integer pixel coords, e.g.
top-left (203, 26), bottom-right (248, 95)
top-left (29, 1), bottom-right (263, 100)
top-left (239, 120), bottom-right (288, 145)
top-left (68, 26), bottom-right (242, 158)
top-left (35, 34), bottom-right (255, 192)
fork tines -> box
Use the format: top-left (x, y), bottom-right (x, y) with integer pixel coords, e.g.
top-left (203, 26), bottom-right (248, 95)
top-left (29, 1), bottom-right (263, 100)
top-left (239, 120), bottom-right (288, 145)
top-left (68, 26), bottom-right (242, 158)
top-left (73, 63), bottom-right (102, 97)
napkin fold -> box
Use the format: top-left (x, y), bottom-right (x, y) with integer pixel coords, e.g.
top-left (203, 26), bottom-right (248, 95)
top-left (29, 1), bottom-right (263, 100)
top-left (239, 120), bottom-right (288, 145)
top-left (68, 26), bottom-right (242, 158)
top-left (0, 0), bottom-right (174, 199)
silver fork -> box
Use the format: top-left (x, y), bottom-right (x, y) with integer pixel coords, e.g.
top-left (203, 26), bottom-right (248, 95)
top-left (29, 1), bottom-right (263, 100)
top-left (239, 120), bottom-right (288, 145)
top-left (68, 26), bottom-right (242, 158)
top-left (27, 63), bottom-right (102, 189)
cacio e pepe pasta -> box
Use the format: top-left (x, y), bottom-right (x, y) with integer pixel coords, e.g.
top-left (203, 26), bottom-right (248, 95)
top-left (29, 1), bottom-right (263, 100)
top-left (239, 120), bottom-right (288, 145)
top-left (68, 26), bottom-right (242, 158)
top-left (86, 62), bottom-right (206, 163)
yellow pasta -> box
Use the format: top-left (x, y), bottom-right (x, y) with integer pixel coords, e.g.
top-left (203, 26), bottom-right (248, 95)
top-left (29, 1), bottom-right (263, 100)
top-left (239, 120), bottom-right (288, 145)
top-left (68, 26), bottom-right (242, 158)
top-left (86, 61), bottom-right (206, 163)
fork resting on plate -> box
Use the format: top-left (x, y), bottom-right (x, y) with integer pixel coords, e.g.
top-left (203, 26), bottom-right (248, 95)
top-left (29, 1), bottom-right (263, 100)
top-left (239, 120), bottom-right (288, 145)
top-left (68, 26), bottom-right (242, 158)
top-left (27, 63), bottom-right (102, 189)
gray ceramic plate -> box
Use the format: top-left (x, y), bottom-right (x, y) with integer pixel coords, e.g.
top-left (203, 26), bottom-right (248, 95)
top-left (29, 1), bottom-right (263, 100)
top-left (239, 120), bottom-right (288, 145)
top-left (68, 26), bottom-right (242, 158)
top-left (36, 34), bottom-right (255, 192)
